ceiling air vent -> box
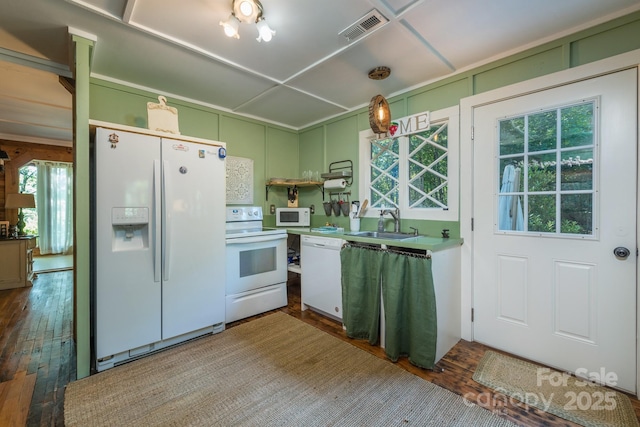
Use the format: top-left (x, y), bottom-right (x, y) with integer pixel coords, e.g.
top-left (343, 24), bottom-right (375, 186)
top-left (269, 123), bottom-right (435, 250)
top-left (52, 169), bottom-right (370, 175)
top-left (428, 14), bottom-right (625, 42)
top-left (339, 9), bottom-right (388, 43)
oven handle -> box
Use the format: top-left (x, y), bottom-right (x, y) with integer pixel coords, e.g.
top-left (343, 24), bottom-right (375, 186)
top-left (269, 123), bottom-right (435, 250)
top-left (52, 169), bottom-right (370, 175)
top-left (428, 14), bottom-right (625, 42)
top-left (226, 234), bottom-right (287, 245)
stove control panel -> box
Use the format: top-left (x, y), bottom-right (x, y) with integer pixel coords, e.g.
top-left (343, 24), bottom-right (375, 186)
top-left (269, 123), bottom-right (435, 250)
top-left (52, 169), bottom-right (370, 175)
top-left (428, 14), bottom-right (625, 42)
top-left (226, 206), bottom-right (263, 222)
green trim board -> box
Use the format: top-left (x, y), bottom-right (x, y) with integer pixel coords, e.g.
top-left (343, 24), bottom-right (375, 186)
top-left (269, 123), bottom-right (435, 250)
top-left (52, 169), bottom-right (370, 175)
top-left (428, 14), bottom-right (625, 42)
top-left (72, 34), bottom-right (94, 380)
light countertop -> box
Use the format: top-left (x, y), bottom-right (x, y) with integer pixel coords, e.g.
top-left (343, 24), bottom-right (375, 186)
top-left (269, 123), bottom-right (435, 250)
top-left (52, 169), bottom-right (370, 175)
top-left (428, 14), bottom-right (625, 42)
top-left (284, 228), bottom-right (462, 252)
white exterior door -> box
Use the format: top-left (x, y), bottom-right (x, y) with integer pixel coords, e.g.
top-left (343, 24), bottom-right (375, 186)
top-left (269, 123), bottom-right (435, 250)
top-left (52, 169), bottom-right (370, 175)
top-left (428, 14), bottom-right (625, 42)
top-left (473, 69), bottom-right (637, 392)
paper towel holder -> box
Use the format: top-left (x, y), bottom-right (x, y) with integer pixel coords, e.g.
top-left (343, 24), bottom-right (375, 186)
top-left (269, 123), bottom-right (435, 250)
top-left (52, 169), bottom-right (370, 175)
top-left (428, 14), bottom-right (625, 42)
top-left (321, 160), bottom-right (353, 188)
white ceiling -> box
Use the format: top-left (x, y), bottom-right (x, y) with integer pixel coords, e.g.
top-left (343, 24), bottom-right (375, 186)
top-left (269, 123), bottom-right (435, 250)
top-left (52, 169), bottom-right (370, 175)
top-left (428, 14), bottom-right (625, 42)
top-left (1, 0), bottom-right (639, 147)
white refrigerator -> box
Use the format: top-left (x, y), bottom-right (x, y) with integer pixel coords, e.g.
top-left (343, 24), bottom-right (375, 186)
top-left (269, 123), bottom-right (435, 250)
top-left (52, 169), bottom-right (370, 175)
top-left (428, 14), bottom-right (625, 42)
top-left (94, 126), bottom-right (226, 371)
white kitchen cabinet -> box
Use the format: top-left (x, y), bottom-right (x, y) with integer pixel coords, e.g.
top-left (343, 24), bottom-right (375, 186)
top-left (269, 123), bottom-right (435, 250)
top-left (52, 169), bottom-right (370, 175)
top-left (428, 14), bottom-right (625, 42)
top-left (0, 237), bottom-right (36, 290)
top-left (429, 245), bottom-right (461, 364)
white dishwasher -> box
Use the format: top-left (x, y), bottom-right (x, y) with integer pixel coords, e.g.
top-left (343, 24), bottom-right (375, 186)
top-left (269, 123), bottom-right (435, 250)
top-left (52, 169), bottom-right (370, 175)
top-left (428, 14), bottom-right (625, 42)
top-left (300, 235), bottom-right (344, 321)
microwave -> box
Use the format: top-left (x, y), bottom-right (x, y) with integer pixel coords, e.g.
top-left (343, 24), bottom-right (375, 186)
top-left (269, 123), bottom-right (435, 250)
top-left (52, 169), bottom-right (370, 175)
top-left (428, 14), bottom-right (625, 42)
top-left (276, 208), bottom-right (310, 227)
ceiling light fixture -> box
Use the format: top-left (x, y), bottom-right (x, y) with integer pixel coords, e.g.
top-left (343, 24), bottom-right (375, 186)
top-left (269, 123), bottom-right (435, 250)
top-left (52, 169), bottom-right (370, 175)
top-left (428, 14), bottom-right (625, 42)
top-left (368, 66), bottom-right (391, 80)
top-left (219, 0), bottom-right (275, 42)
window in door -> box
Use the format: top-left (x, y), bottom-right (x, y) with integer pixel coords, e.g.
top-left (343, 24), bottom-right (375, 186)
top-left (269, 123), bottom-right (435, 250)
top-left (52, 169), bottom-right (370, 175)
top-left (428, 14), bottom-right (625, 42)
top-left (497, 100), bottom-right (596, 236)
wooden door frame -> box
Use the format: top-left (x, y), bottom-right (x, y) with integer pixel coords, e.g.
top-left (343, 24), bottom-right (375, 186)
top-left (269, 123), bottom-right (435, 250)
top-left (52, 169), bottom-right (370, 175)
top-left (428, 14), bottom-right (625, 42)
top-left (459, 49), bottom-right (640, 396)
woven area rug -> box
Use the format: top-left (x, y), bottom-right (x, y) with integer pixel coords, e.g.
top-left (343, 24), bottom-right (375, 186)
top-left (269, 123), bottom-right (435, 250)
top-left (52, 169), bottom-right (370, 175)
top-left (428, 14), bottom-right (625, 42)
top-left (65, 312), bottom-right (515, 426)
top-left (473, 350), bottom-right (640, 427)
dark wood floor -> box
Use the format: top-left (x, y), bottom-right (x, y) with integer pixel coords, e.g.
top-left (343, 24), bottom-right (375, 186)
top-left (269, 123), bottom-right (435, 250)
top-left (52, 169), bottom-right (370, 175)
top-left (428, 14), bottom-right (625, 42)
top-left (0, 271), bottom-right (75, 426)
top-left (1, 271), bottom-right (639, 426)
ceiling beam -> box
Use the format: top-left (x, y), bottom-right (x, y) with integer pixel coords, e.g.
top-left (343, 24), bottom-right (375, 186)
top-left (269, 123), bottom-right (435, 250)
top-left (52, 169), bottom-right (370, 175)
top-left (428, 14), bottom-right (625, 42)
top-left (59, 76), bottom-right (76, 95)
top-left (0, 48), bottom-right (72, 78)
top-left (122, 0), bottom-right (138, 23)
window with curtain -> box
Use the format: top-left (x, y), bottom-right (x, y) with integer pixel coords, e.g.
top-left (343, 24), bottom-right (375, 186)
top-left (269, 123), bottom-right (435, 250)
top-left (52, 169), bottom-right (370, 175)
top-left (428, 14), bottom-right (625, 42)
top-left (34, 160), bottom-right (74, 255)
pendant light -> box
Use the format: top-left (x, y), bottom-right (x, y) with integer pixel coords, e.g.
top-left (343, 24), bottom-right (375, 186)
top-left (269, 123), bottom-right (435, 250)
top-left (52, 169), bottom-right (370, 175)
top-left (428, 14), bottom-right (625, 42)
top-left (367, 67), bottom-right (392, 135)
top-left (369, 94), bottom-right (391, 135)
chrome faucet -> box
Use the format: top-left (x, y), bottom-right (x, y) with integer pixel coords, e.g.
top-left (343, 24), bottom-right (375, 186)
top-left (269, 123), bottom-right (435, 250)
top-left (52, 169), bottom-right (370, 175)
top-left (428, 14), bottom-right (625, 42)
top-left (379, 208), bottom-right (401, 232)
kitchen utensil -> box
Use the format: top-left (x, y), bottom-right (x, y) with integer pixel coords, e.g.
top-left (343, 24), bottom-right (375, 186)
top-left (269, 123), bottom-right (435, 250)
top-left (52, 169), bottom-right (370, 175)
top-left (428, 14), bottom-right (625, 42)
top-left (340, 199), bottom-right (350, 216)
top-left (358, 199), bottom-right (368, 217)
top-left (331, 200), bottom-right (341, 216)
top-left (287, 187), bottom-right (298, 203)
top-left (323, 201), bottom-right (332, 216)
top-left (351, 202), bottom-right (359, 218)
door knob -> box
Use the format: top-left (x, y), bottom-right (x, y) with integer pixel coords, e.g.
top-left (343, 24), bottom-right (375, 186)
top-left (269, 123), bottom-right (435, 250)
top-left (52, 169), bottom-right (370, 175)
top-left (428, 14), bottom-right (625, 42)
top-left (613, 247), bottom-right (631, 259)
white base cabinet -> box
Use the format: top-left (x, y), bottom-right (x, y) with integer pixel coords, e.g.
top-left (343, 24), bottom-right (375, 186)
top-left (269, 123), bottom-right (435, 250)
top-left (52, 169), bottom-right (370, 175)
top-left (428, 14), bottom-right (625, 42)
top-left (0, 237), bottom-right (36, 290)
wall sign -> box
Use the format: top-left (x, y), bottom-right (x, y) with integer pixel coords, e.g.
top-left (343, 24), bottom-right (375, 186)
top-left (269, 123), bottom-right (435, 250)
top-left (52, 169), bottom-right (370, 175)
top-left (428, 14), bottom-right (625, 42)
top-left (389, 111), bottom-right (430, 137)
top-left (226, 156), bottom-right (254, 204)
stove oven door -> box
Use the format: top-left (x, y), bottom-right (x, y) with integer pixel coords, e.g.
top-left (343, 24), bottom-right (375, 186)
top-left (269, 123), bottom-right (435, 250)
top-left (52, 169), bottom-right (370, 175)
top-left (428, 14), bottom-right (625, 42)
top-left (226, 234), bottom-right (287, 295)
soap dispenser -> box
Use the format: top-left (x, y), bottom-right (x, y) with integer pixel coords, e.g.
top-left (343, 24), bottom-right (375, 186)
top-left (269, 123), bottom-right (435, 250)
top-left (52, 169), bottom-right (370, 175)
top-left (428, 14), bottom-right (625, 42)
top-left (377, 211), bottom-right (385, 232)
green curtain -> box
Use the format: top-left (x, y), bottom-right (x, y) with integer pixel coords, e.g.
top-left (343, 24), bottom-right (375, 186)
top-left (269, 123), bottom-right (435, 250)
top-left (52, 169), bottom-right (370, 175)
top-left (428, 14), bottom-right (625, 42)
top-left (381, 252), bottom-right (437, 369)
top-left (340, 245), bottom-right (383, 344)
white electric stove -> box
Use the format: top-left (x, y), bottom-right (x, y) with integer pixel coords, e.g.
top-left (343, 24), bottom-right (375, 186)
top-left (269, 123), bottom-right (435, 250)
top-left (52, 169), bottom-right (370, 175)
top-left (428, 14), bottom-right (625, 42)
top-left (225, 206), bottom-right (288, 323)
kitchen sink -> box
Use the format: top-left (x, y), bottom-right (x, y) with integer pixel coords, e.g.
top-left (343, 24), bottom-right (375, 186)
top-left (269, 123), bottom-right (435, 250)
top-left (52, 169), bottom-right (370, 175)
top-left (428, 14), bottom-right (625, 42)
top-left (345, 231), bottom-right (417, 241)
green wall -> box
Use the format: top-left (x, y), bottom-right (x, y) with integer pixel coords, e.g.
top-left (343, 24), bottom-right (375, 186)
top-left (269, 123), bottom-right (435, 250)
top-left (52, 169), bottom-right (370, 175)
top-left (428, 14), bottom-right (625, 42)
top-left (77, 10), bottom-right (640, 377)
top-left (87, 12), bottom-right (640, 233)
top-left (298, 10), bottom-right (640, 235)
top-left (89, 80), bottom-right (299, 208)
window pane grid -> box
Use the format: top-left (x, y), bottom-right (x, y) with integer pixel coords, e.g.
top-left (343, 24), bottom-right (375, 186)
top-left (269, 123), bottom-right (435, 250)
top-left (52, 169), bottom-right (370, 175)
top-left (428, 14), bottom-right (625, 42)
top-left (498, 100), bottom-right (595, 236)
top-left (370, 137), bottom-right (400, 208)
top-left (369, 120), bottom-right (450, 211)
top-left (408, 122), bottom-right (449, 209)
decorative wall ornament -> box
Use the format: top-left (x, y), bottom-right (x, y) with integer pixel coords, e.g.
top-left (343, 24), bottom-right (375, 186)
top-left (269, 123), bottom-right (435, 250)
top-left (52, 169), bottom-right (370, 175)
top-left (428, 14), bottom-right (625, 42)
top-left (226, 156), bottom-right (254, 204)
top-left (147, 96), bottom-right (180, 134)
top-left (368, 94), bottom-right (391, 135)
top-left (386, 111), bottom-right (430, 138)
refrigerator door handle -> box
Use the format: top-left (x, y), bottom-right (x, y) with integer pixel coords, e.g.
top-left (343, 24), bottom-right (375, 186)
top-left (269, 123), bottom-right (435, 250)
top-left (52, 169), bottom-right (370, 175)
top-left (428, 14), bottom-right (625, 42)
top-left (153, 160), bottom-right (161, 282)
top-left (162, 160), bottom-right (171, 281)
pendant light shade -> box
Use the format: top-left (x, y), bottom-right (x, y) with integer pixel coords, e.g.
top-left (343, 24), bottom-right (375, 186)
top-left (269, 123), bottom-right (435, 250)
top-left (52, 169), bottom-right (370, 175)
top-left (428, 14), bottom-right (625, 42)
top-left (220, 14), bottom-right (240, 39)
top-left (256, 19), bottom-right (275, 42)
top-left (220, 0), bottom-right (275, 42)
top-left (368, 94), bottom-right (391, 135)
top-left (234, 0), bottom-right (259, 23)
